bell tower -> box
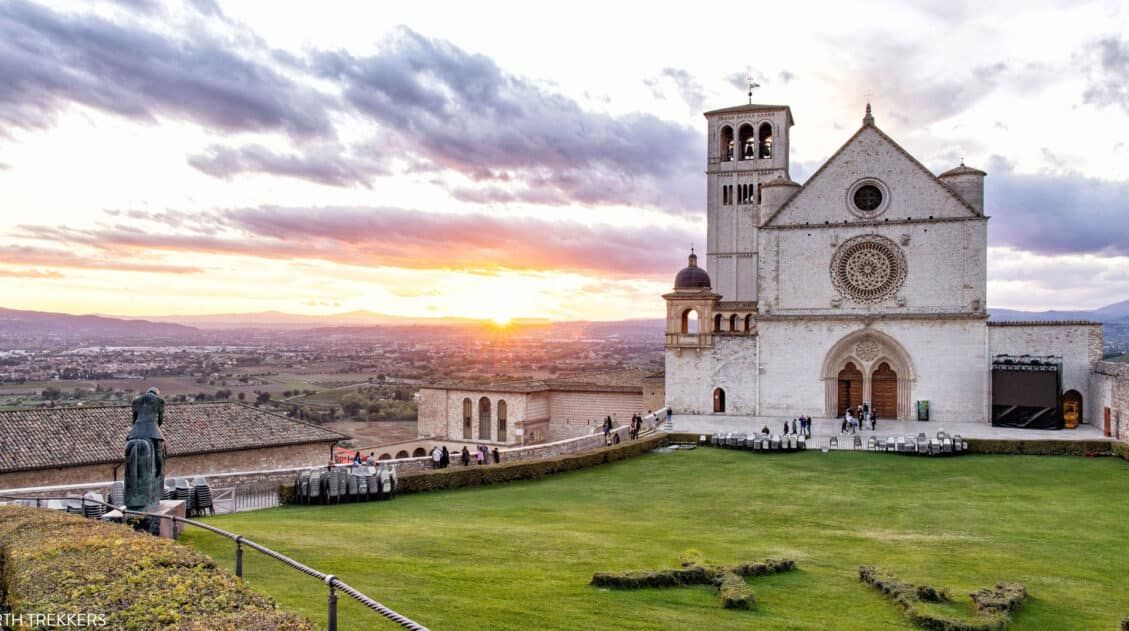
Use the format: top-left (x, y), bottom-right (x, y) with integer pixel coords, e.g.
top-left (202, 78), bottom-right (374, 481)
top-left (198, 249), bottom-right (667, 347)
top-left (703, 102), bottom-right (794, 302)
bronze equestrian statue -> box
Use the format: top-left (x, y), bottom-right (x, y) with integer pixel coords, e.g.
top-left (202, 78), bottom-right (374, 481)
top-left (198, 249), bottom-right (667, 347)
top-left (125, 387), bottom-right (166, 510)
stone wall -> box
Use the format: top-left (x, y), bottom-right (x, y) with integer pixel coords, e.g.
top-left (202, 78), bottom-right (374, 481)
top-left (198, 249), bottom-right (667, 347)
top-left (988, 322), bottom-right (1102, 424)
top-left (547, 391), bottom-right (646, 440)
top-left (1093, 361), bottom-right (1129, 440)
top-left (417, 388), bottom-right (530, 445)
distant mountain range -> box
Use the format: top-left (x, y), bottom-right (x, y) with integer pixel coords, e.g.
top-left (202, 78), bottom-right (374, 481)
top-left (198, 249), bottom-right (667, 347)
top-left (988, 299), bottom-right (1129, 323)
top-left (0, 307), bottom-right (196, 337)
top-left (1, 299), bottom-right (1127, 338)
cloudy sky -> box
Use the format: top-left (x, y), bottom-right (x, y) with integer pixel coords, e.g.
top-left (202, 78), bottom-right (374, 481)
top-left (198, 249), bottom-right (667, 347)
top-left (1, 0), bottom-right (1127, 321)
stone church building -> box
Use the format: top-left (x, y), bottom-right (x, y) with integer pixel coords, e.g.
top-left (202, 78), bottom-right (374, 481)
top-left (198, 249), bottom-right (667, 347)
top-left (664, 102), bottom-right (1104, 426)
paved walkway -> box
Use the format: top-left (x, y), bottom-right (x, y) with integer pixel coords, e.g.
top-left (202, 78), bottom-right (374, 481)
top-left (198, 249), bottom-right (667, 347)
top-left (672, 414), bottom-right (1109, 444)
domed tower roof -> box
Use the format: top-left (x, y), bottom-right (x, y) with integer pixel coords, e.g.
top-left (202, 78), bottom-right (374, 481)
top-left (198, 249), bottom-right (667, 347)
top-left (674, 249), bottom-right (712, 290)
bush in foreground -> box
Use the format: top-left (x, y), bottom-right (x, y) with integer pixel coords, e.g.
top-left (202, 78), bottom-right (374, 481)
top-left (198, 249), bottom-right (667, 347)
top-left (0, 506), bottom-right (312, 631)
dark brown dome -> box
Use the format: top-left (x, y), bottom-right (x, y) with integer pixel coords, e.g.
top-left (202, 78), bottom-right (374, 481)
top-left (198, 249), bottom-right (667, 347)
top-left (674, 251), bottom-right (711, 290)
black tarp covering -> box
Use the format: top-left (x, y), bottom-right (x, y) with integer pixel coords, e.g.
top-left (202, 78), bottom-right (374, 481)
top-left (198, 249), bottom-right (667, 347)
top-left (991, 366), bottom-right (1062, 429)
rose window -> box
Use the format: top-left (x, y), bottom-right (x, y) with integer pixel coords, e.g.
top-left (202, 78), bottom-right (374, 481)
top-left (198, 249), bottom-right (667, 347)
top-left (831, 236), bottom-right (907, 303)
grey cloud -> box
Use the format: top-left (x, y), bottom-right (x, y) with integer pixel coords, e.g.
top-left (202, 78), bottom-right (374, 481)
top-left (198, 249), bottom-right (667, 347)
top-left (307, 27), bottom-right (700, 212)
top-left (0, 0), bottom-right (332, 136)
top-left (654, 68), bottom-right (705, 113)
top-left (778, 70), bottom-right (795, 84)
top-left (188, 144), bottom-right (385, 188)
top-left (1081, 37), bottom-right (1129, 113)
top-left (986, 157), bottom-right (1129, 256)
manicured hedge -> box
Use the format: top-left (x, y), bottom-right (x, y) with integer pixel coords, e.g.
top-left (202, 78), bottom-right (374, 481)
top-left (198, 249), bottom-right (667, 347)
top-left (0, 506), bottom-right (312, 631)
top-left (965, 439), bottom-right (1116, 457)
top-left (1120, 615), bottom-right (1128, 631)
top-left (1113, 442), bottom-right (1129, 462)
top-left (281, 434), bottom-right (669, 502)
top-left (590, 550), bottom-right (796, 610)
top-left (859, 566), bottom-right (1026, 631)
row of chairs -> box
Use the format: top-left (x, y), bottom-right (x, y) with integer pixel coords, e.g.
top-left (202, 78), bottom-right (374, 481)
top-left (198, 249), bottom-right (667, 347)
top-left (295, 466), bottom-right (398, 504)
top-left (710, 432), bottom-right (807, 451)
top-left (839, 432), bottom-right (968, 455)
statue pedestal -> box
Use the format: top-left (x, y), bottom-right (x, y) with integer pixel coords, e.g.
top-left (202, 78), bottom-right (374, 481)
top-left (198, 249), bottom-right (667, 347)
top-left (144, 500), bottom-right (186, 539)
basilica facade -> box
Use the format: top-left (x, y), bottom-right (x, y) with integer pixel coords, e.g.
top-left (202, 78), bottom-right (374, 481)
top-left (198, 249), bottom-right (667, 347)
top-left (664, 102), bottom-right (1103, 425)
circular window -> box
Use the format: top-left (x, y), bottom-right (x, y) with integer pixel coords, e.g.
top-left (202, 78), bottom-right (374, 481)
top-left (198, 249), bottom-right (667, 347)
top-left (846, 179), bottom-right (890, 217)
top-left (853, 185), bottom-right (883, 211)
top-left (830, 235), bottom-right (907, 303)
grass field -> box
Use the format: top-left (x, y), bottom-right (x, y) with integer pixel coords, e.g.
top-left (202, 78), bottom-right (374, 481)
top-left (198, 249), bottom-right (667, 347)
top-left (181, 450), bottom-right (1129, 630)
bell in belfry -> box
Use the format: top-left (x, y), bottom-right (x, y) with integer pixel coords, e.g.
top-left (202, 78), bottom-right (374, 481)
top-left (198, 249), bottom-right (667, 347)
top-left (124, 387), bottom-right (166, 510)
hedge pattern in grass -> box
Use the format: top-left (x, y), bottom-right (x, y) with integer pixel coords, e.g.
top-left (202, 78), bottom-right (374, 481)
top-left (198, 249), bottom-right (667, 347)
top-left (590, 549), bottom-right (796, 610)
top-left (0, 506), bottom-right (312, 631)
top-left (859, 566), bottom-right (1027, 631)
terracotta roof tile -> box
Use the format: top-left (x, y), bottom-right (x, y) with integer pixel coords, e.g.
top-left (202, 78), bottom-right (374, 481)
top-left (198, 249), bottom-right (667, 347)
top-left (0, 402), bottom-right (346, 474)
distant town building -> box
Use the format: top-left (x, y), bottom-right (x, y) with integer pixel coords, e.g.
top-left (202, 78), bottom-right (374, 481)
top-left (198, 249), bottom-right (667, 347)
top-left (417, 369), bottom-right (665, 445)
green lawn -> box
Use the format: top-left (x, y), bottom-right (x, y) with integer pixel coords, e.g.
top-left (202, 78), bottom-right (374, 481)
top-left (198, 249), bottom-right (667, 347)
top-left (181, 450), bottom-right (1129, 630)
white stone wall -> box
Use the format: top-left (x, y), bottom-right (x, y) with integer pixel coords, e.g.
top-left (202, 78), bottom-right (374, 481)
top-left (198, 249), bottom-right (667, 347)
top-left (988, 323), bottom-right (1103, 424)
top-left (664, 337), bottom-right (759, 415)
top-left (756, 318), bottom-right (989, 422)
top-left (548, 391), bottom-right (645, 429)
top-left (1092, 361), bottom-right (1129, 440)
top-left (758, 219), bottom-right (986, 315)
top-left (768, 126), bottom-right (976, 226)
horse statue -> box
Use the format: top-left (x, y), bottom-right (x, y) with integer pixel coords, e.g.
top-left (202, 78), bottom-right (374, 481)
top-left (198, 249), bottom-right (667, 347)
top-left (124, 387), bottom-right (166, 510)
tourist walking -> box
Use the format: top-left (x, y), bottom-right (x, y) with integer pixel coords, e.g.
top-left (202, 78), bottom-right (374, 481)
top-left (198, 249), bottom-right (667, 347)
top-left (431, 446), bottom-right (442, 469)
top-left (440, 446), bottom-right (450, 468)
top-left (460, 446), bottom-right (471, 467)
top-left (492, 447), bottom-right (500, 464)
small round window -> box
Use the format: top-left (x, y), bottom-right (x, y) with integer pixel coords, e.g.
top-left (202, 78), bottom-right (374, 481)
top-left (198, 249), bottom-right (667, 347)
top-left (853, 185), bottom-right (883, 212)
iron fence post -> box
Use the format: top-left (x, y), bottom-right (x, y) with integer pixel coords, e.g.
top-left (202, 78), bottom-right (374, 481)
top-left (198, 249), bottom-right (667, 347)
top-left (235, 535), bottom-right (244, 578)
top-left (326, 575), bottom-right (338, 631)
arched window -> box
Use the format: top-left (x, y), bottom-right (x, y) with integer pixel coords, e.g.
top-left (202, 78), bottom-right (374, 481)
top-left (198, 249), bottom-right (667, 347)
top-left (713, 313), bottom-right (723, 332)
top-left (720, 125), bottom-right (734, 162)
top-left (412, 447), bottom-right (426, 458)
top-left (737, 124), bottom-right (755, 160)
top-left (478, 397), bottom-right (491, 440)
top-left (681, 309), bottom-right (699, 334)
top-left (745, 314), bottom-right (754, 332)
top-left (395, 450), bottom-right (409, 459)
top-left (379, 453), bottom-right (391, 461)
top-left (729, 314), bottom-right (737, 332)
top-left (497, 399), bottom-right (508, 442)
top-left (462, 397), bottom-right (473, 439)
top-left (758, 122), bottom-right (773, 158)
top-left (713, 387), bottom-right (726, 413)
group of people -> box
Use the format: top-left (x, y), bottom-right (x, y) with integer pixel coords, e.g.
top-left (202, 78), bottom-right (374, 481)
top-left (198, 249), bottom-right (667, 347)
top-left (842, 403), bottom-right (878, 434)
top-left (458, 444), bottom-right (500, 466)
top-left (628, 414), bottom-right (646, 440)
top-left (760, 415), bottom-right (812, 437)
top-left (430, 445), bottom-right (451, 468)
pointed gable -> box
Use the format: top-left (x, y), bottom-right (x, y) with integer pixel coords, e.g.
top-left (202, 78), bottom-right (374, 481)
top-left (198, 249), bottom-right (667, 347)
top-left (764, 124), bottom-right (979, 227)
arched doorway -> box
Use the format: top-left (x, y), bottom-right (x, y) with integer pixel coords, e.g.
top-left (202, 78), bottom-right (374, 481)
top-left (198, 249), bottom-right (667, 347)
top-left (478, 397), bottom-right (491, 440)
top-left (497, 400), bottom-right (508, 442)
top-left (1062, 390), bottom-right (1083, 429)
top-left (462, 398), bottom-right (472, 439)
top-left (871, 362), bottom-right (898, 419)
top-left (412, 447), bottom-right (426, 458)
top-left (713, 387), bottom-right (726, 413)
top-left (837, 362), bottom-right (863, 417)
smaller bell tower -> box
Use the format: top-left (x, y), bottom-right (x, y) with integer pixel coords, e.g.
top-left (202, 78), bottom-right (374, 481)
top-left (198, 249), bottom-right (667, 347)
top-left (664, 250), bottom-right (720, 352)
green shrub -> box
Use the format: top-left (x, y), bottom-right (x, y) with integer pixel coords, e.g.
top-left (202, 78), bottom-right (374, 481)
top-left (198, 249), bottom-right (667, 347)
top-left (965, 439), bottom-right (1115, 457)
top-left (281, 434), bottom-right (668, 503)
top-left (591, 551), bottom-right (794, 610)
top-left (1112, 442), bottom-right (1129, 462)
top-left (0, 506), bottom-right (313, 631)
top-left (859, 566), bottom-right (1026, 631)
top-left (1120, 616), bottom-right (1129, 631)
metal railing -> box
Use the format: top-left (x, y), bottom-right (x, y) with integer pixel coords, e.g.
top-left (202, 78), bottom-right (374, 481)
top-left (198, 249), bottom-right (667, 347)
top-left (0, 494), bottom-right (428, 631)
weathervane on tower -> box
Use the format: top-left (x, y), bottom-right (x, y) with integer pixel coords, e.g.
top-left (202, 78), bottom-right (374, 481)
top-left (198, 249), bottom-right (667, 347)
top-left (747, 74), bottom-right (760, 104)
